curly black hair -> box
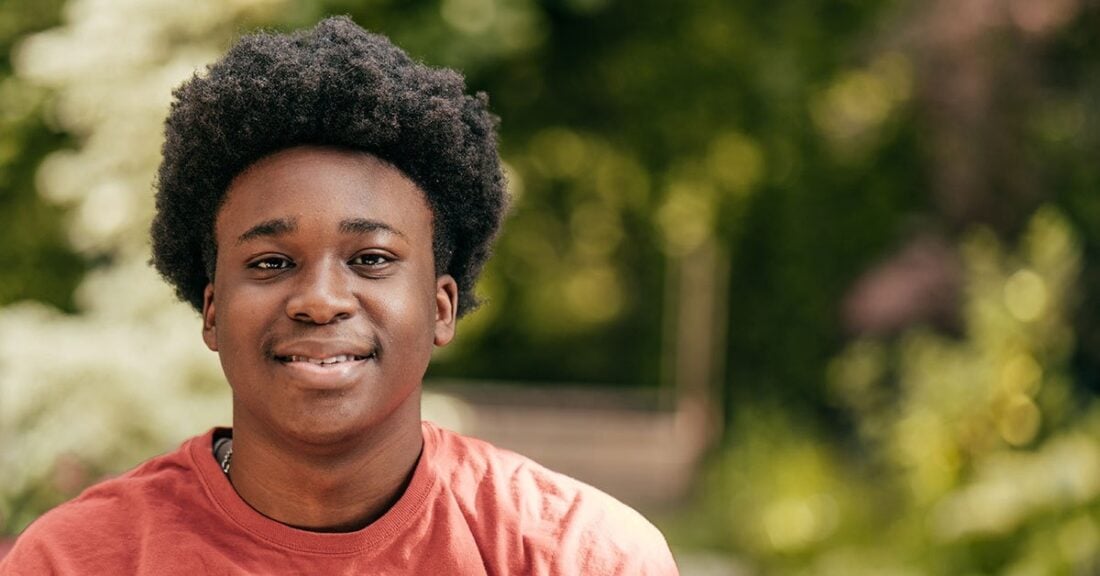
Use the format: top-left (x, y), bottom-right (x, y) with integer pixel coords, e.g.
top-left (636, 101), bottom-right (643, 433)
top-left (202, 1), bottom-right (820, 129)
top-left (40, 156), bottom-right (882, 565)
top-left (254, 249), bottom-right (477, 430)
top-left (150, 16), bottom-right (507, 317)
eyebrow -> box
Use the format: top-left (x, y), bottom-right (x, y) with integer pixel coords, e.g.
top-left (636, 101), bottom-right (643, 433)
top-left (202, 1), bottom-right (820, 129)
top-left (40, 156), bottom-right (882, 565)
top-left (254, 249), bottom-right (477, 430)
top-left (235, 216), bottom-right (405, 245)
top-left (236, 218), bottom-right (297, 245)
top-left (339, 218), bottom-right (406, 239)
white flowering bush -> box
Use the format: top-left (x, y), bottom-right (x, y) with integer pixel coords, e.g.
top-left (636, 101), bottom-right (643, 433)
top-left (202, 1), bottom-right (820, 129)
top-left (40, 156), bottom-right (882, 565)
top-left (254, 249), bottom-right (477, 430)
top-left (0, 0), bottom-right (282, 533)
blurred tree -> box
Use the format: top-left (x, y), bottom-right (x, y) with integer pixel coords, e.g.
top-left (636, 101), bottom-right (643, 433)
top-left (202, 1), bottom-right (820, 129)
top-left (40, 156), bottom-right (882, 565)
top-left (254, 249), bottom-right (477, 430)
top-left (0, 0), bottom-right (84, 310)
top-left (1037, 6), bottom-right (1100, 395)
top-left (679, 208), bottom-right (1100, 574)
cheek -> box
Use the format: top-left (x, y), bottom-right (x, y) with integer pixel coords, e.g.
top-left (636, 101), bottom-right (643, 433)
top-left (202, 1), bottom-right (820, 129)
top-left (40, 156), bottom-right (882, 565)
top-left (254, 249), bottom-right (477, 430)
top-left (379, 289), bottom-right (431, 331)
top-left (378, 279), bottom-right (440, 344)
top-left (215, 285), bottom-right (274, 350)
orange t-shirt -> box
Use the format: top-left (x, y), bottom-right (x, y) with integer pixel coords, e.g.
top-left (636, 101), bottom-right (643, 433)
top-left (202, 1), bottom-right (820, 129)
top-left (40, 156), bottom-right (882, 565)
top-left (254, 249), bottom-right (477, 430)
top-left (0, 422), bottom-right (678, 575)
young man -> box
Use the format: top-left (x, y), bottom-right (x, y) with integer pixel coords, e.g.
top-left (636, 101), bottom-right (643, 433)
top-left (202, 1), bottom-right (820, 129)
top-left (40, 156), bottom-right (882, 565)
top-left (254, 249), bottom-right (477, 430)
top-left (0, 16), bottom-right (678, 575)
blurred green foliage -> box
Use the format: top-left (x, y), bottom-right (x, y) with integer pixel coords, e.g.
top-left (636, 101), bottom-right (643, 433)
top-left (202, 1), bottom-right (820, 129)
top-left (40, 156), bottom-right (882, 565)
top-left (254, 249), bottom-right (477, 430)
top-left (675, 208), bottom-right (1100, 572)
top-left (0, 0), bottom-right (84, 311)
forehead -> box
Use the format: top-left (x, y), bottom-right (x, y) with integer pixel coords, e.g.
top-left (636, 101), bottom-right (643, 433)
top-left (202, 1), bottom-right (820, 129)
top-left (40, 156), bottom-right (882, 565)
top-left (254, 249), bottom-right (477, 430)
top-left (215, 146), bottom-right (432, 239)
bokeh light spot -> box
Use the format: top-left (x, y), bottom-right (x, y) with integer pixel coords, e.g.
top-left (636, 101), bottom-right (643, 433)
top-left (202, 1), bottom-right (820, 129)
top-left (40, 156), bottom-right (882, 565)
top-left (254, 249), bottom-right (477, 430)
top-left (563, 265), bottom-right (623, 324)
top-left (441, 0), bottom-right (497, 35)
top-left (1000, 353), bottom-right (1043, 397)
top-left (998, 395), bottom-right (1041, 446)
top-left (1004, 269), bottom-right (1048, 322)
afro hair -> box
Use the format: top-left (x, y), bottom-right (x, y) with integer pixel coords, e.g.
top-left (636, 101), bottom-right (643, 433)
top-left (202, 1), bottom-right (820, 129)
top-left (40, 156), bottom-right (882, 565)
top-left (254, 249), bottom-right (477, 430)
top-left (150, 16), bottom-right (507, 317)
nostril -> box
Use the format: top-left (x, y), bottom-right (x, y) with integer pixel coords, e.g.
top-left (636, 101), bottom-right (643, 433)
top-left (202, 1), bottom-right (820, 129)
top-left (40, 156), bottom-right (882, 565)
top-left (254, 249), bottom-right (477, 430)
top-left (290, 308), bottom-right (353, 325)
top-left (285, 268), bottom-right (358, 324)
top-left (287, 296), bottom-right (356, 324)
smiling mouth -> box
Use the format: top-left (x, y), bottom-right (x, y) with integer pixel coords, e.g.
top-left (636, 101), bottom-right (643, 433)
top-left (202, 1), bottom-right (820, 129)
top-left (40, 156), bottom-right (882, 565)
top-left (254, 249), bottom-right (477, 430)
top-left (275, 353), bottom-right (375, 365)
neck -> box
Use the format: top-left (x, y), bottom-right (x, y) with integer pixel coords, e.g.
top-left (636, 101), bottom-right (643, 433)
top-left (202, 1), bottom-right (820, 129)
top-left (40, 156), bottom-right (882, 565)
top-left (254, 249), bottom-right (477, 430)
top-left (226, 398), bottom-right (424, 532)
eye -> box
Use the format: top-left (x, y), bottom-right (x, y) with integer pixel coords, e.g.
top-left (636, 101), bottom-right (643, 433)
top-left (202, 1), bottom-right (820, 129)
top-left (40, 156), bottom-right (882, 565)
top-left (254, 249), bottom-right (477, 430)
top-left (349, 253), bottom-right (391, 267)
top-left (248, 256), bottom-right (293, 270)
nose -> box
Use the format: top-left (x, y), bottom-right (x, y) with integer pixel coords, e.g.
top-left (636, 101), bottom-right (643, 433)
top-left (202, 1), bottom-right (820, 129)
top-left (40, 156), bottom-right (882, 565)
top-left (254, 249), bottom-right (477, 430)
top-left (285, 259), bottom-right (357, 324)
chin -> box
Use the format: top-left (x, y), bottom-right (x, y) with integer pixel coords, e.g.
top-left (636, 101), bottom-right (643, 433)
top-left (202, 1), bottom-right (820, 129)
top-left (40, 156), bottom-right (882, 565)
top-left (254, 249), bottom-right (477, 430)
top-left (270, 417), bottom-right (369, 451)
top-left (284, 392), bottom-right (420, 446)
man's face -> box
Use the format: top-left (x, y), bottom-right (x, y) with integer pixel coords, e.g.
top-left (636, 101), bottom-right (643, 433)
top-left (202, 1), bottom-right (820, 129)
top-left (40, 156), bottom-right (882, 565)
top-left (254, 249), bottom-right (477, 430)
top-left (202, 146), bottom-right (457, 445)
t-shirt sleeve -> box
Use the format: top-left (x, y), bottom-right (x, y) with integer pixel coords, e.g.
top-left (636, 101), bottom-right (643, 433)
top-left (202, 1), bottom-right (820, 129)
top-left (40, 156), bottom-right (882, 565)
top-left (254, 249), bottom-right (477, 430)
top-left (570, 496), bottom-right (680, 576)
top-left (0, 495), bottom-right (138, 576)
top-left (0, 517), bottom-right (70, 575)
top-left (517, 468), bottom-right (679, 576)
top-left (0, 538), bottom-right (43, 575)
top-left (430, 425), bottom-right (681, 575)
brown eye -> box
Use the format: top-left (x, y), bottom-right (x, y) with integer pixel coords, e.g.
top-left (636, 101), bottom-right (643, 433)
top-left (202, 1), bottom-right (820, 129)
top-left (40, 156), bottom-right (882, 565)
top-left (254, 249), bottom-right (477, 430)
top-left (350, 253), bottom-right (390, 267)
top-left (250, 256), bottom-right (293, 270)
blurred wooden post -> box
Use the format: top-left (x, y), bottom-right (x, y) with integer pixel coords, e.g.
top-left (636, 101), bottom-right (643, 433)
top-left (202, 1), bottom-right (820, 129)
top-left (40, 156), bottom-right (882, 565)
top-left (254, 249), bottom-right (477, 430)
top-left (664, 237), bottom-right (728, 447)
top-left (426, 239), bottom-right (731, 510)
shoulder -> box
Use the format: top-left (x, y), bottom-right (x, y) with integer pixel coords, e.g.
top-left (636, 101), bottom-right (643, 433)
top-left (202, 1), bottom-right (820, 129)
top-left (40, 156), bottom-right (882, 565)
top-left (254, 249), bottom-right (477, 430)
top-left (424, 422), bottom-right (679, 575)
top-left (0, 435), bottom-right (204, 574)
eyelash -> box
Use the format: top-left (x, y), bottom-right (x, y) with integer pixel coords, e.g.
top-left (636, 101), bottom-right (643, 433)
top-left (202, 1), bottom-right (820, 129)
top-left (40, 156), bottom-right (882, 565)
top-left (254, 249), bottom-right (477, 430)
top-left (250, 256), bottom-right (292, 270)
top-left (247, 254), bottom-right (392, 271)
top-left (350, 253), bottom-right (390, 267)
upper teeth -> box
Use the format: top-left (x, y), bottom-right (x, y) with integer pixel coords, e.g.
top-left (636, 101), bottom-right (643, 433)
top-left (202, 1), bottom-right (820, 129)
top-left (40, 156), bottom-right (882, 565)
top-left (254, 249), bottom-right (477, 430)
top-left (286, 355), bottom-right (360, 365)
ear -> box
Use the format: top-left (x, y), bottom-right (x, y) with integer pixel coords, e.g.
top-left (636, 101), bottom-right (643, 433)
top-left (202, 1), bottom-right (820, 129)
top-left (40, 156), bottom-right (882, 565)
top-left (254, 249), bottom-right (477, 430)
top-left (434, 274), bottom-right (458, 347)
top-left (202, 283), bottom-right (218, 352)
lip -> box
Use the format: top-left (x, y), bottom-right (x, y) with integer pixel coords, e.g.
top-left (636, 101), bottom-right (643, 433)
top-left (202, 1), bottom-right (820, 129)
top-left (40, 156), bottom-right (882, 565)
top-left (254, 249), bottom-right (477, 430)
top-left (270, 339), bottom-right (377, 389)
top-left (271, 338), bottom-right (375, 360)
